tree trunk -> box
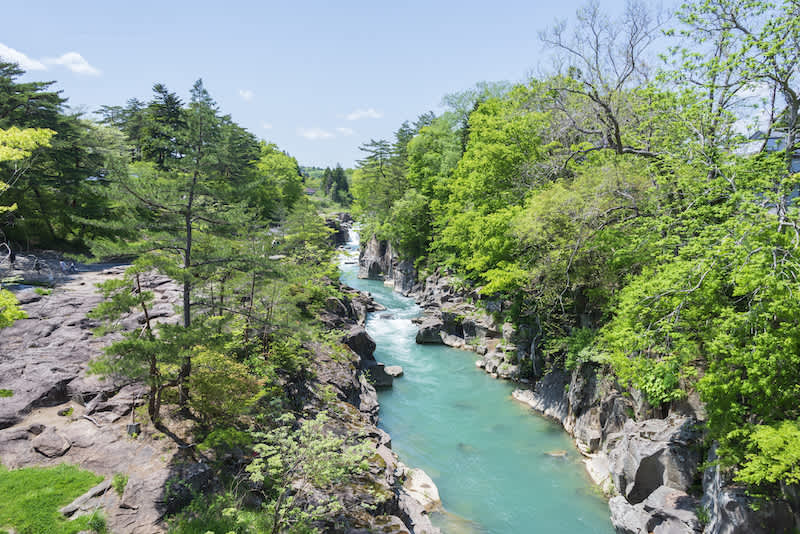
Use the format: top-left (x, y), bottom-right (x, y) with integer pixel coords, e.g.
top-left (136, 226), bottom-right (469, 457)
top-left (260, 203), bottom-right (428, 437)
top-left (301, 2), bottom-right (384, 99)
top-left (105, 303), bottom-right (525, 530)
top-left (178, 170), bottom-right (198, 407)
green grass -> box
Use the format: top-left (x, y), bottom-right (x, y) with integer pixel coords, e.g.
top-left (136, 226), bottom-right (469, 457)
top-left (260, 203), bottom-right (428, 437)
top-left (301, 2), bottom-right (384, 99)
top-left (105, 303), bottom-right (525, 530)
top-left (112, 473), bottom-right (128, 496)
top-left (0, 390), bottom-right (12, 398)
top-left (0, 463), bottom-right (105, 534)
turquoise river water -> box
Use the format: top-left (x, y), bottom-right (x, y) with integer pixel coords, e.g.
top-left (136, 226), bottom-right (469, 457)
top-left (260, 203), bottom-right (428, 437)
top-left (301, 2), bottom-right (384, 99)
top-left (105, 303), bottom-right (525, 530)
top-left (339, 234), bottom-right (614, 534)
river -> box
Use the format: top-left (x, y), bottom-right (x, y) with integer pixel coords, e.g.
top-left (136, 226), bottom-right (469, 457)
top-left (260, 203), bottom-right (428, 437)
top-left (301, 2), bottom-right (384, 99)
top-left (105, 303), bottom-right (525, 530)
top-left (339, 233), bottom-right (614, 534)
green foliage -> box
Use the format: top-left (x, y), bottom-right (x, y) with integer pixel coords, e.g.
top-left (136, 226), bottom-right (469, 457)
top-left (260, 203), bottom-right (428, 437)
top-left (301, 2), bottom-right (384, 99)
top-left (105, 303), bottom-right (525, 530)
top-left (322, 164), bottom-right (351, 206)
top-left (280, 197), bottom-right (335, 265)
top-left (0, 389), bottom-right (12, 398)
top-left (86, 512), bottom-right (107, 534)
top-left (0, 463), bottom-right (104, 534)
top-left (0, 63), bottom-right (125, 248)
top-left (246, 413), bottom-right (371, 534)
top-left (0, 290), bottom-right (26, 329)
top-left (266, 335), bottom-right (312, 380)
top-left (253, 142), bottom-right (303, 220)
top-left (735, 420), bottom-right (800, 487)
top-left (188, 348), bottom-right (263, 424)
top-left (546, 327), bottom-right (597, 371)
top-left (198, 427), bottom-right (253, 453)
top-left (168, 492), bottom-right (278, 534)
top-left (112, 473), bottom-right (129, 496)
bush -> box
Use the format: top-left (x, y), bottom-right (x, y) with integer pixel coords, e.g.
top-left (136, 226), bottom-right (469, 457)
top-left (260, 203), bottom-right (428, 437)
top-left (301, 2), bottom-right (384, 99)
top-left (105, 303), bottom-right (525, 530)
top-left (188, 349), bottom-right (263, 425)
top-left (112, 473), bottom-right (128, 496)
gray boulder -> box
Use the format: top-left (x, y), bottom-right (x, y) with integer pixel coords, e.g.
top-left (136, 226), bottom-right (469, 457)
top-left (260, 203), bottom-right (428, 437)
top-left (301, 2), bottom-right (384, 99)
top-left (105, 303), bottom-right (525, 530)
top-left (385, 366), bottom-right (404, 377)
top-left (610, 486), bottom-right (701, 534)
top-left (415, 318), bottom-right (444, 344)
top-left (358, 234), bottom-right (393, 280)
top-left (392, 259), bottom-right (417, 295)
top-left (512, 369), bottom-right (571, 425)
top-left (32, 426), bottom-right (71, 457)
top-left (606, 416), bottom-right (701, 504)
top-left (363, 361), bottom-right (393, 388)
top-left (343, 326), bottom-right (376, 361)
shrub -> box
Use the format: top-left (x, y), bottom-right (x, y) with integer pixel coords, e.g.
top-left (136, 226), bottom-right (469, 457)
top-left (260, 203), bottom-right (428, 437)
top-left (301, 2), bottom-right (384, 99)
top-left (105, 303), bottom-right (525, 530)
top-left (112, 473), bottom-right (128, 496)
top-left (188, 348), bottom-right (263, 424)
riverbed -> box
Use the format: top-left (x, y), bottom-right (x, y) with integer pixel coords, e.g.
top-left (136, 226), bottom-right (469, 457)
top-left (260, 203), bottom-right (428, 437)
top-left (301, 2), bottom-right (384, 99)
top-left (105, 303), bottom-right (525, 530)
top-left (339, 237), bottom-right (613, 533)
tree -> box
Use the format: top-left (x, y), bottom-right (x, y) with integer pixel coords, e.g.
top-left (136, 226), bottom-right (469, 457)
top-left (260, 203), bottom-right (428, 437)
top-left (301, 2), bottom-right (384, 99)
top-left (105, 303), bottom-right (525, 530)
top-left (253, 142), bottom-right (303, 220)
top-left (0, 62), bottom-right (123, 247)
top-left (89, 269), bottom-right (180, 423)
top-left (540, 1), bottom-right (666, 159)
top-left (246, 413), bottom-right (369, 534)
top-left (0, 125), bottom-right (54, 329)
top-left (93, 80), bottom-right (254, 407)
top-left (329, 164), bottom-right (350, 205)
top-left (675, 0), bottom-right (800, 199)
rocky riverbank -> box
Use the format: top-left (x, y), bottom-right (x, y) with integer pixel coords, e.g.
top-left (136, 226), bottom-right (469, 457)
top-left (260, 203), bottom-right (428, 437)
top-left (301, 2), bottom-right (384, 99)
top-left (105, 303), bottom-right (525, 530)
top-left (0, 254), bottom-right (441, 533)
top-left (357, 233), bottom-right (800, 534)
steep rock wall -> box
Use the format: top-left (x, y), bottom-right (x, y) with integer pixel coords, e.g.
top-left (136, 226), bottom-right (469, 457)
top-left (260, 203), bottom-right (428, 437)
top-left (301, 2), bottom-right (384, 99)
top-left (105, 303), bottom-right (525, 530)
top-left (380, 260), bottom-right (798, 534)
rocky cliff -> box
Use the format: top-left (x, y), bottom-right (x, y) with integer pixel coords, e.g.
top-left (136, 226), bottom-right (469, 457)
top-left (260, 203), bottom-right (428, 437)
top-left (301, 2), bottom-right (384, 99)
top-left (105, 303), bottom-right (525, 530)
top-left (357, 234), bottom-right (417, 296)
top-left (357, 240), bottom-right (799, 534)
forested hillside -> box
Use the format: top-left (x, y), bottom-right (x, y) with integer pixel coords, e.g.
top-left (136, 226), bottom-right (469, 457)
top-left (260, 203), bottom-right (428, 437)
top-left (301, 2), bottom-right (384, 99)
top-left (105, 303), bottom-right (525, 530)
top-left (0, 60), bottom-right (405, 533)
top-left (352, 0), bottom-right (800, 495)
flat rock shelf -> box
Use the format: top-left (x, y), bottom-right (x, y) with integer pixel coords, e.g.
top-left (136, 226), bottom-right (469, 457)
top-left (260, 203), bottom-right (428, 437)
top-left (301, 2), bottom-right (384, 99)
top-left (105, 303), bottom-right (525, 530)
top-left (339, 235), bottom-right (614, 534)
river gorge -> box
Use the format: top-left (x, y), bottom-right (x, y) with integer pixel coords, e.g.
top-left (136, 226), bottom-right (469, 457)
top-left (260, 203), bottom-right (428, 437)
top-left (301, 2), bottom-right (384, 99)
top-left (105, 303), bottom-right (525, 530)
top-left (340, 232), bottom-right (614, 533)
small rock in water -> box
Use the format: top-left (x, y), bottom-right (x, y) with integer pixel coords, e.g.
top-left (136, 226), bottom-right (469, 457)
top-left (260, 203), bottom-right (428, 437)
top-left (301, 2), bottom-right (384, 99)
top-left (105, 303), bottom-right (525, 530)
top-left (385, 365), bottom-right (404, 377)
top-left (379, 313), bottom-right (396, 320)
top-left (545, 450), bottom-right (568, 458)
top-left (458, 442), bottom-right (477, 453)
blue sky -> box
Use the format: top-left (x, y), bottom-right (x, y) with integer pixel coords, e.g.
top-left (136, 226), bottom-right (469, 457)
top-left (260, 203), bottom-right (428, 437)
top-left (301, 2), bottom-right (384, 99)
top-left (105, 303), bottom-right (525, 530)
top-left (2, 0), bottom-right (628, 168)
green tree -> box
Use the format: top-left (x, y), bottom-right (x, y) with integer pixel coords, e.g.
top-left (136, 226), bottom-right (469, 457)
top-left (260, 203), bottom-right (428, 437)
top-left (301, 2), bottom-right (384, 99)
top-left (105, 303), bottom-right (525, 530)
top-left (329, 164), bottom-right (350, 205)
top-left (253, 142), bottom-right (303, 220)
top-left (0, 63), bottom-right (127, 247)
top-left (246, 413), bottom-right (369, 534)
top-left (0, 125), bottom-right (54, 328)
top-left (93, 80), bottom-right (255, 407)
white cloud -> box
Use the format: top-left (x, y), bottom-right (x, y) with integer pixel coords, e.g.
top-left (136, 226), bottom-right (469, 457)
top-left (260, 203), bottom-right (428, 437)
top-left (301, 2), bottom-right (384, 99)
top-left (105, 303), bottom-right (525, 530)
top-left (298, 127), bottom-right (335, 140)
top-left (0, 44), bottom-right (100, 76)
top-left (345, 107), bottom-right (383, 121)
top-left (239, 89), bottom-right (255, 102)
top-left (0, 43), bottom-right (46, 71)
top-left (43, 52), bottom-right (100, 76)
top-left (262, 122), bottom-right (273, 130)
top-left (336, 127), bottom-right (355, 136)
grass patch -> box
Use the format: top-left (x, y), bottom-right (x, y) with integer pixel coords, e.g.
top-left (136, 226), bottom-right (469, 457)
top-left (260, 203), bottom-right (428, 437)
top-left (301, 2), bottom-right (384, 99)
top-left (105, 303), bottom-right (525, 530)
top-left (0, 390), bottom-right (12, 398)
top-left (34, 287), bottom-right (52, 296)
top-left (0, 463), bottom-right (105, 533)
